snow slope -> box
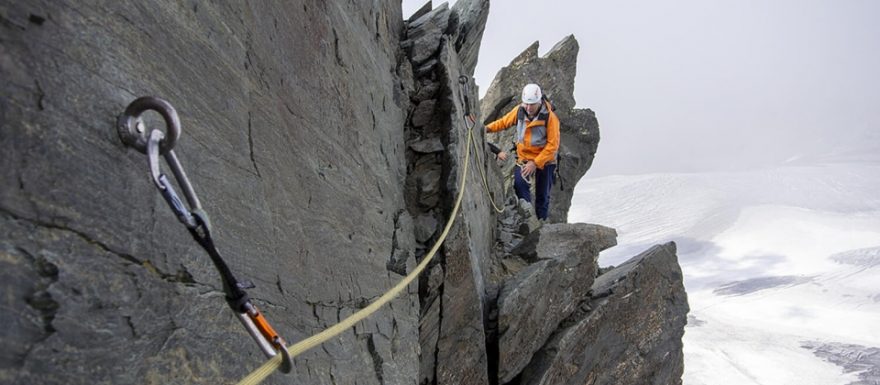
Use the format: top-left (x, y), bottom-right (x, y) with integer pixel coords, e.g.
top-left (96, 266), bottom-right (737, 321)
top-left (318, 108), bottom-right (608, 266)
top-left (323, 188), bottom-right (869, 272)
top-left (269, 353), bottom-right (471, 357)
top-left (569, 160), bottom-right (880, 385)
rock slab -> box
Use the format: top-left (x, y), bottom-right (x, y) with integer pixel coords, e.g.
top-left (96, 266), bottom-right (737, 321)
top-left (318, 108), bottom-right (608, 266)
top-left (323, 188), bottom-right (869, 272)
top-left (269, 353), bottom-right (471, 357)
top-left (520, 243), bottom-right (690, 385)
top-left (1, 1), bottom-right (417, 384)
top-left (496, 223), bottom-right (617, 383)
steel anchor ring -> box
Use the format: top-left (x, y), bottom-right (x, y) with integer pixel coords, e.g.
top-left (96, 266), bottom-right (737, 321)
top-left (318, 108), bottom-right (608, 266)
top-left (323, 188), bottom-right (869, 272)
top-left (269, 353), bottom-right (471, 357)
top-left (117, 96), bottom-right (180, 155)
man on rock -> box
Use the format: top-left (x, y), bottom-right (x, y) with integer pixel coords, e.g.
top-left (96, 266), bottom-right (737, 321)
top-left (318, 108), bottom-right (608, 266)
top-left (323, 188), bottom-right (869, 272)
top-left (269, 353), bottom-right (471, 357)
top-left (486, 83), bottom-right (560, 220)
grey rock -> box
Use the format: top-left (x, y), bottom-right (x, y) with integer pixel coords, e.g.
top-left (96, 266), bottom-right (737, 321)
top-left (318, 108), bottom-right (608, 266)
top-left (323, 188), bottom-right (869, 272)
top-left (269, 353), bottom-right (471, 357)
top-left (414, 213), bottom-right (439, 243)
top-left (398, 59), bottom-right (417, 104)
top-left (451, 0), bottom-right (490, 76)
top-left (414, 58), bottom-right (440, 78)
top-left (497, 223), bottom-right (617, 383)
top-left (414, 161), bottom-right (442, 209)
top-left (419, 266), bottom-right (443, 384)
top-left (413, 81), bottom-right (440, 102)
top-left (483, 36), bottom-right (578, 115)
top-left (1, 1), bottom-right (416, 384)
top-left (388, 211), bottom-right (416, 275)
top-left (511, 223), bottom-right (618, 262)
top-left (494, 197), bottom-right (543, 255)
top-left (1, 1), bottom-right (689, 384)
top-left (429, 39), bottom-right (493, 385)
top-left (498, 230), bottom-right (514, 246)
top-left (408, 137), bottom-right (445, 153)
top-left (802, 341), bottom-right (880, 384)
top-left (551, 108), bottom-right (600, 221)
top-left (520, 243), bottom-right (690, 385)
top-left (411, 99), bottom-right (437, 128)
top-left (500, 214), bottom-right (517, 227)
top-left (515, 199), bottom-right (542, 236)
top-left (480, 35), bottom-right (601, 223)
top-left (403, 9), bottom-right (494, 384)
top-left (405, 3), bottom-right (451, 64)
top-left (406, 1), bottom-right (433, 22)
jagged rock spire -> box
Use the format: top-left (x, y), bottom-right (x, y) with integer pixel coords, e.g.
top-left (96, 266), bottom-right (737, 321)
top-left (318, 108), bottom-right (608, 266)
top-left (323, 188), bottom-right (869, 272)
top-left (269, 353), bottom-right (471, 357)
top-left (451, 0), bottom-right (490, 76)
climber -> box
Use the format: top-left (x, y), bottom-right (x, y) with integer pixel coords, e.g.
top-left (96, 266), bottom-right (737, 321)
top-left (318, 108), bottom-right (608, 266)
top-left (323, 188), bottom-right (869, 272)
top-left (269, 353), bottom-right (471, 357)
top-left (485, 83), bottom-right (560, 220)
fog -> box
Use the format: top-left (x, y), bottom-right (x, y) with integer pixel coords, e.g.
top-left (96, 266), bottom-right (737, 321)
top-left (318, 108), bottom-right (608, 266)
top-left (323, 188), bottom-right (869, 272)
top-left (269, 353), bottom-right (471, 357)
top-left (403, 0), bottom-right (880, 176)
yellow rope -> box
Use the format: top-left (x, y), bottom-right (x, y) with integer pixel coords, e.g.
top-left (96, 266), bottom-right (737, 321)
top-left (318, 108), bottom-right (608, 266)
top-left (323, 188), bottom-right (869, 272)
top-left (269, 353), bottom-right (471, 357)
top-left (468, 126), bottom-right (505, 213)
top-left (235, 127), bottom-right (474, 385)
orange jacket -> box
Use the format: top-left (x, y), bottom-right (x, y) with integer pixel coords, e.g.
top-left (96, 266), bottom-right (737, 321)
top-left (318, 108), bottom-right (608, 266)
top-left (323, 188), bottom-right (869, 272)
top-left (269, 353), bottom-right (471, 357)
top-left (486, 101), bottom-right (560, 169)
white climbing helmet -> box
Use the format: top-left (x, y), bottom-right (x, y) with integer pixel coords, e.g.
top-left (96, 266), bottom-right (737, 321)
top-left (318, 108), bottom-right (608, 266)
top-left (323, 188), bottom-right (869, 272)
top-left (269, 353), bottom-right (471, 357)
top-left (521, 83), bottom-right (542, 104)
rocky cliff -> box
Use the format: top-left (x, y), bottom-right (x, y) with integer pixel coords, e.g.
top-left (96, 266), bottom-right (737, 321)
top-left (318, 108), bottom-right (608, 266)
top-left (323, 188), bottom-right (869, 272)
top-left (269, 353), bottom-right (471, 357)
top-left (0, 1), bottom-right (687, 385)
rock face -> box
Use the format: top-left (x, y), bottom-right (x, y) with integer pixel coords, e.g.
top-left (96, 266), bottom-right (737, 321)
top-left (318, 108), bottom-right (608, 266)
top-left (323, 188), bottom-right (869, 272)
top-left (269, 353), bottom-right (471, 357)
top-left (451, 0), bottom-right (490, 76)
top-left (1, 1), bottom-right (688, 385)
top-left (2, 2), bottom-right (417, 384)
top-left (480, 36), bottom-right (601, 223)
top-left (496, 223), bottom-right (617, 383)
top-left (520, 243), bottom-right (690, 385)
top-left (400, 1), bottom-right (499, 383)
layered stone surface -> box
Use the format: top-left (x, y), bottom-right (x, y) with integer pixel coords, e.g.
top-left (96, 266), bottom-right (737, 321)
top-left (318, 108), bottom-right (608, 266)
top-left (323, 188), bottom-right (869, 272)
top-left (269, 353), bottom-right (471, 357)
top-left (496, 223), bottom-right (617, 383)
top-left (1, 2), bottom-right (689, 385)
top-left (519, 243), bottom-right (690, 385)
top-left (1, 2), bottom-right (416, 384)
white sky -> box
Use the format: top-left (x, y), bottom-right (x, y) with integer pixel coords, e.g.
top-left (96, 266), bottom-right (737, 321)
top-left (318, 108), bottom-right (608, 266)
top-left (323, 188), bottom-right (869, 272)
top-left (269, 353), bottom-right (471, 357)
top-left (402, 0), bottom-right (880, 176)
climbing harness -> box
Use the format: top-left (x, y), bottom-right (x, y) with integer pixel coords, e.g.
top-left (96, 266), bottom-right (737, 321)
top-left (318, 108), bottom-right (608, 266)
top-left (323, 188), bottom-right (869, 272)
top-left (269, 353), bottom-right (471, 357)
top-left (235, 102), bottom-right (476, 385)
top-left (117, 97), bottom-right (292, 374)
top-left (458, 76), bottom-right (506, 213)
top-left (511, 89), bottom-right (563, 193)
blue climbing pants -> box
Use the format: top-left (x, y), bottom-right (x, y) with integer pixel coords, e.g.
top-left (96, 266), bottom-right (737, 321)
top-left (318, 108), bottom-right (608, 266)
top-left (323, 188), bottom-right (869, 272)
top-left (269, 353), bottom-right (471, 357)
top-left (514, 163), bottom-right (556, 220)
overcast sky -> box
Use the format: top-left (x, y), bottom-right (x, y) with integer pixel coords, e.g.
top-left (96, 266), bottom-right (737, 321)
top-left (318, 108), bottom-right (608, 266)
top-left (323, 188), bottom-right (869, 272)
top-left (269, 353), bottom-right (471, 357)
top-left (403, 0), bottom-right (880, 176)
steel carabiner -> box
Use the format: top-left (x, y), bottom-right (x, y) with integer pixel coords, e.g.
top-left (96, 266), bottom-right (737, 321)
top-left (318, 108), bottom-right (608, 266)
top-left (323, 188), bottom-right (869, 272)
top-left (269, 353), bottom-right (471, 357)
top-left (458, 75), bottom-right (473, 118)
top-left (118, 96), bottom-right (292, 374)
top-left (146, 129), bottom-right (201, 230)
top-left (237, 303), bottom-right (293, 373)
top-left (117, 96), bottom-right (203, 229)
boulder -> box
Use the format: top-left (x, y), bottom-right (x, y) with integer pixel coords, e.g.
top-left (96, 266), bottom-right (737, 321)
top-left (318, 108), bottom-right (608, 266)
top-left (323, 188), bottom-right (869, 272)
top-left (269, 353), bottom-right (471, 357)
top-left (403, 3), bottom-right (451, 65)
top-left (519, 243), bottom-right (690, 385)
top-left (509, 223), bottom-right (618, 262)
top-left (496, 223), bottom-right (617, 383)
